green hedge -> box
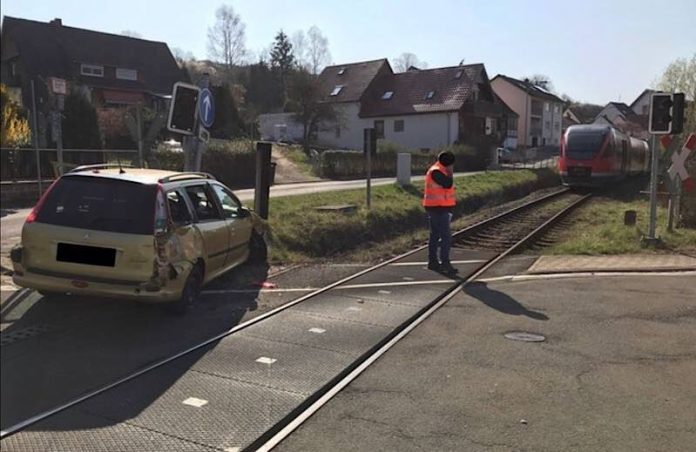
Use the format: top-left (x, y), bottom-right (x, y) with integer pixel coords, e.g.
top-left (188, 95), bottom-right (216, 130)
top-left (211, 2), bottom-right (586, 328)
top-left (149, 140), bottom-right (256, 189)
top-left (316, 144), bottom-right (488, 179)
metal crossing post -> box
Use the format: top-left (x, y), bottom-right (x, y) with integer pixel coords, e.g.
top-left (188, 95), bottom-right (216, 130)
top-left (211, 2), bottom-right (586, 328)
top-left (255, 141), bottom-right (272, 219)
top-left (647, 134), bottom-right (659, 241)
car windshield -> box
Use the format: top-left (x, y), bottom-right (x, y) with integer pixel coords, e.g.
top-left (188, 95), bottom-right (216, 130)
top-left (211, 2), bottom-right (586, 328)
top-left (566, 131), bottom-right (607, 160)
top-left (36, 176), bottom-right (157, 235)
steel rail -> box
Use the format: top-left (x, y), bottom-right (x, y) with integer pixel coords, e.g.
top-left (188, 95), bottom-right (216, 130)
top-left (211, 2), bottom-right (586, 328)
top-left (254, 192), bottom-right (591, 451)
top-left (0, 187), bottom-right (571, 440)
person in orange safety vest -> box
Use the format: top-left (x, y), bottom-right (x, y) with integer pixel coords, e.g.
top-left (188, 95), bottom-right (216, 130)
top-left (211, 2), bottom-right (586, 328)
top-left (423, 151), bottom-right (457, 274)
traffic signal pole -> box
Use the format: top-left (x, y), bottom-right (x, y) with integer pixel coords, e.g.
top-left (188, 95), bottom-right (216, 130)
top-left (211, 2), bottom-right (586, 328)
top-left (647, 134), bottom-right (659, 241)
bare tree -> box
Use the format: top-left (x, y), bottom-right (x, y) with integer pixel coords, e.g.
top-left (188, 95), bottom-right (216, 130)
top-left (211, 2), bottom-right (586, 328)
top-left (121, 30), bottom-right (142, 38)
top-left (289, 69), bottom-right (337, 153)
top-left (207, 4), bottom-right (247, 70)
top-left (393, 52), bottom-right (428, 72)
top-left (307, 26), bottom-right (332, 75)
top-left (292, 30), bottom-right (309, 71)
top-left (171, 47), bottom-right (196, 65)
top-left (523, 74), bottom-right (555, 93)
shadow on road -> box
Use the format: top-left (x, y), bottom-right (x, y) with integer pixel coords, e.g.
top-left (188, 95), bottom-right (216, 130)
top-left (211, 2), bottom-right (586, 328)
top-left (0, 262), bottom-right (268, 433)
top-left (464, 281), bottom-right (549, 320)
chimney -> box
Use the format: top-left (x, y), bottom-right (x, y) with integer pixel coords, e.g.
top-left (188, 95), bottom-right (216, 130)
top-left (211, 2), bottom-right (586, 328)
top-left (50, 18), bottom-right (62, 26)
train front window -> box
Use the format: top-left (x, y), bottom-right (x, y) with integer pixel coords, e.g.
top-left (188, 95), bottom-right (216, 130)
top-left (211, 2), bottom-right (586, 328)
top-left (566, 132), bottom-right (607, 160)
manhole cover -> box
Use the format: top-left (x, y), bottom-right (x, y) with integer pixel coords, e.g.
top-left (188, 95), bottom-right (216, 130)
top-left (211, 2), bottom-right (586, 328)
top-left (504, 331), bottom-right (546, 342)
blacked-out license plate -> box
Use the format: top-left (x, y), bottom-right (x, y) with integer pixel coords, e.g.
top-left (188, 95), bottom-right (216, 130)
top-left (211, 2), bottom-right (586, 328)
top-left (56, 243), bottom-right (116, 267)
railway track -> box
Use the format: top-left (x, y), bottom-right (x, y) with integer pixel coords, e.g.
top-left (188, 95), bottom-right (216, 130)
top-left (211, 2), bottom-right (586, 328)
top-left (1, 187), bottom-right (591, 451)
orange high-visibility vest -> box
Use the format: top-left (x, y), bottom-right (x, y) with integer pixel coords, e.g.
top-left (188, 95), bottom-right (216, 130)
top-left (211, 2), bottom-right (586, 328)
top-left (423, 161), bottom-right (456, 207)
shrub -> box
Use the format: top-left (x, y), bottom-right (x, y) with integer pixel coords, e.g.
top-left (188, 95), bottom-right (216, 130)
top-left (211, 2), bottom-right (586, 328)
top-left (315, 143), bottom-right (489, 179)
top-left (148, 139), bottom-right (257, 189)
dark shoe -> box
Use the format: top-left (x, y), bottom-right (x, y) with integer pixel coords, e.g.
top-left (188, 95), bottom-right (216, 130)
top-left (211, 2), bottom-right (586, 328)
top-left (441, 263), bottom-right (458, 274)
top-left (427, 261), bottom-right (441, 271)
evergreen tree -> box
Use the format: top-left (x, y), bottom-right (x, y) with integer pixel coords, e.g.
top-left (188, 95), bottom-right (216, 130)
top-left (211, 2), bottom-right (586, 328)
top-left (62, 92), bottom-right (102, 149)
top-left (210, 83), bottom-right (245, 139)
top-left (270, 30), bottom-right (295, 105)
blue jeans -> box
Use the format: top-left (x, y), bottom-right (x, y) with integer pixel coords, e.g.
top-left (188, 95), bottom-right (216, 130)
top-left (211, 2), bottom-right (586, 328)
top-left (427, 210), bottom-right (452, 264)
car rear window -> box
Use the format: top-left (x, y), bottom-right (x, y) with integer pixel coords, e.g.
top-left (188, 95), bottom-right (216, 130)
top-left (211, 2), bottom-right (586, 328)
top-left (36, 176), bottom-right (157, 235)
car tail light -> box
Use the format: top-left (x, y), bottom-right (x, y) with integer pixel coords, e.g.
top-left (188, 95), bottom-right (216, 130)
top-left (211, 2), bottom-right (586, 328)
top-left (26, 180), bottom-right (59, 223)
top-left (153, 183), bottom-right (168, 234)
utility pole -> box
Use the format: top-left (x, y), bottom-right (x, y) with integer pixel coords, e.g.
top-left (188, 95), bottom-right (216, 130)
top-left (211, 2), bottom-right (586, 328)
top-left (136, 103), bottom-right (143, 167)
top-left (30, 80), bottom-right (43, 196)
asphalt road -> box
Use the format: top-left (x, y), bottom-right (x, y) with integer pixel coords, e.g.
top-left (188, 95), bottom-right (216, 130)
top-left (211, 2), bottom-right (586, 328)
top-left (276, 274), bottom-right (696, 452)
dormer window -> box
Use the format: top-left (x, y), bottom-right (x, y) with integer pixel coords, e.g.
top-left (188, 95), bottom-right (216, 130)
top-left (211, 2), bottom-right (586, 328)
top-left (330, 85), bottom-right (344, 96)
top-left (116, 68), bottom-right (138, 81)
top-left (425, 91), bottom-right (435, 100)
top-left (381, 91), bottom-right (394, 100)
top-left (338, 67), bottom-right (346, 75)
top-left (455, 70), bottom-right (463, 79)
top-left (81, 64), bottom-right (104, 77)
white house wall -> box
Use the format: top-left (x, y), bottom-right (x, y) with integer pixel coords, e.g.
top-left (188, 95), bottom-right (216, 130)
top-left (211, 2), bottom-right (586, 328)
top-left (317, 103), bottom-right (459, 151)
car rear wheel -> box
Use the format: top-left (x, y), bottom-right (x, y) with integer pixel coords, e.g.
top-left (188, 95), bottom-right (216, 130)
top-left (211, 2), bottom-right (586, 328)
top-left (247, 230), bottom-right (268, 264)
top-left (173, 264), bottom-right (203, 314)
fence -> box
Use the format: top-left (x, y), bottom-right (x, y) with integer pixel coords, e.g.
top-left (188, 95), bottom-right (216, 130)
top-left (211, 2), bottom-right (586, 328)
top-left (1, 147), bottom-right (139, 181)
top-left (1, 148), bottom-right (139, 205)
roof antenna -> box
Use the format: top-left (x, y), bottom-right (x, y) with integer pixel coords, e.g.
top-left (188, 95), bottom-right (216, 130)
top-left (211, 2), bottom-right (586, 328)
top-left (459, 58), bottom-right (465, 66)
top-left (117, 154), bottom-right (125, 174)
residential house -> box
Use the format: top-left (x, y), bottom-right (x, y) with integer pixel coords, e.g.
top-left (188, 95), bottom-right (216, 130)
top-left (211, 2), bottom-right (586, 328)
top-left (259, 59), bottom-right (517, 152)
top-left (593, 94), bottom-right (651, 140)
top-left (490, 75), bottom-right (565, 149)
top-left (0, 16), bottom-right (185, 147)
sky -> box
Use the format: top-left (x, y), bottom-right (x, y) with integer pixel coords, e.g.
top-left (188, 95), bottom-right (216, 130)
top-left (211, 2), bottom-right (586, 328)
top-left (2, 0), bottom-right (695, 105)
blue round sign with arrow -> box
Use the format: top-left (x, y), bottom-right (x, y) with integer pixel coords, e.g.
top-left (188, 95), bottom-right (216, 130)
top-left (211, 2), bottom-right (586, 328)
top-left (198, 88), bottom-right (215, 128)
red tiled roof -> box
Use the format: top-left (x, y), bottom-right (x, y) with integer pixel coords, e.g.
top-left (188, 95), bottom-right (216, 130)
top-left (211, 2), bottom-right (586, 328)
top-left (359, 64), bottom-right (486, 117)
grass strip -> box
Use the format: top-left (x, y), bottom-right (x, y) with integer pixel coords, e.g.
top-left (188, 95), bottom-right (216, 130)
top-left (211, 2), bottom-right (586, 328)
top-left (264, 169), bottom-right (559, 263)
top-left (543, 197), bottom-right (696, 255)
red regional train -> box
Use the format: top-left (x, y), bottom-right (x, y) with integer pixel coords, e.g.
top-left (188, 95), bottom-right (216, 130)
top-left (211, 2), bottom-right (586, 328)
top-left (559, 124), bottom-right (649, 187)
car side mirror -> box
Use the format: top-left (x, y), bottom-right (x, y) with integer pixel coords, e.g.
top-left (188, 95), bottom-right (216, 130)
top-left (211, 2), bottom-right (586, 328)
top-left (238, 207), bottom-right (251, 218)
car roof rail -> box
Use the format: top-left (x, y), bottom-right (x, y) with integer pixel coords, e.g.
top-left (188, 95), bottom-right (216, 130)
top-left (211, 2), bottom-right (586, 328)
top-left (158, 172), bottom-right (217, 183)
top-left (67, 163), bottom-right (134, 174)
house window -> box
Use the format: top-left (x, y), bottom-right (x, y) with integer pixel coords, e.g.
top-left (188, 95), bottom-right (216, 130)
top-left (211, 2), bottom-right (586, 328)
top-left (330, 85), bottom-right (343, 96)
top-left (381, 91), bottom-right (394, 100)
top-left (472, 91), bottom-right (478, 101)
top-left (338, 67), bottom-right (346, 75)
top-left (425, 91), bottom-right (435, 100)
top-left (116, 68), bottom-right (138, 81)
top-left (544, 102), bottom-right (549, 111)
top-left (11, 62), bottom-right (16, 77)
top-left (374, 120), bottom-right (385, 139)
top-left (455, 70), bottom-right (463, 79)
top-left (394, 120), bottom-right (404, 132)
top-left (81, 64), bottom-right (104, 77)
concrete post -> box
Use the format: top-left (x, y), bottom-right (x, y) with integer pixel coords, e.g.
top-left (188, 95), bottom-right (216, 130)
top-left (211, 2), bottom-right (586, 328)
top-left (397, 152), bottom-right (412, 186)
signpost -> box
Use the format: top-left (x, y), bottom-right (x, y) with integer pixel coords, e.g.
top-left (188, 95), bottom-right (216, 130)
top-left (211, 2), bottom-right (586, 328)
top-left (646, 92), bottom-right (686, 243)
top-left (166, 77), bottom-right (214, 171)
top-left (364, 128), bottom-right (376, 210)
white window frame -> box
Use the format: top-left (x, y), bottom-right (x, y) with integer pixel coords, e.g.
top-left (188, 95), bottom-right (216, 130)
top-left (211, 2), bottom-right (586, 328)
top-left (330, 85), bottom-right (343, 96)
top-left (81, 64), bottom-right (104, 77)
top-left (425, 91), bottom-right (435, 100)
top-left (394, 119), bottom-right (404, 132)
top-left (381, 91), bottom-right (394, 100)
top-left (116, 68), bottom-right (138, 81)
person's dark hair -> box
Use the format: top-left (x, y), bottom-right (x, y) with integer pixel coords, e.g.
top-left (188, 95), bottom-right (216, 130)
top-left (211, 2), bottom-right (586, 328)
top-left (437, 151), bottom-right (455, 166)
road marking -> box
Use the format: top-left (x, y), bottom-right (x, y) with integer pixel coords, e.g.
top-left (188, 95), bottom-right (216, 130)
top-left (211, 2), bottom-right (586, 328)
top-left (402, 276), bottom-right (415, 281)
top-left (390, 259), bottom-right (486, 266)
top-left (202, 287), bottom-right (316, 295)
top-left (256, 357), bottom-right (277, 365)
top-left (182, 397), bottom-right (208, 408)
top-left (477, 270), bottom-right (696, 283)
top-left (346, 307), bottom-right (362, 312)
top-left (308, 328), bottom-right (326, 334)
top-left (201, 279), bottom-right (455, 295)
top-left (0, 286), bottom-right (19, 292)
top-left (224, 448), bottom-right (241, 452)
top-left (378, 290), bottom-right (391, 294)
